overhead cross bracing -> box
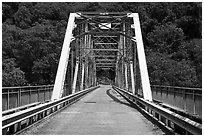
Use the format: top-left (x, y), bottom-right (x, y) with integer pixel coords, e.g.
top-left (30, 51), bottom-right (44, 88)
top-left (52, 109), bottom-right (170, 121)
top-left (52, 12), bottom-right (153, 102)
top-left (73, 12), bottom-right (133, 70)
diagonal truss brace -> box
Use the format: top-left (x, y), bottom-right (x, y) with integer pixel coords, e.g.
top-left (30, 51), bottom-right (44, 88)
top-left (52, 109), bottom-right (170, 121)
top-left (129, 13), bottom-right (152, 101)
top-left (51, 13), bottom-right (77, 100)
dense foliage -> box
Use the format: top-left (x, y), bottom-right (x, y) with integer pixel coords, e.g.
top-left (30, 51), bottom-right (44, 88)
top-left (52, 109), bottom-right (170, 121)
top-left (2, 2), bottom-right (202, 87)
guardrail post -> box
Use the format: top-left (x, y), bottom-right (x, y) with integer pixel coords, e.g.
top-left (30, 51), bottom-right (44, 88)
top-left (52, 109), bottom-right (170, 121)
top-left (7, 89), bottom-right (10, 110)
top-left (183, 89), bottom-right (187, 111)
top-left (165, 118), bottom-right (169, 127)
top-left (28, 117), bottom-right (32, 126)
top-left (9, 125), bottom-right (15, 134)
top-left (166, 87), bottom-right (169, 99)
top-left (193, 90), bottom-right (196, 115)
top-left (29, 87), bottom-right (31, 104)
top-left (17, 122), bottom-right (21, 132)
top-left (158, 114), bottom-right (161, 122)
top-left (44, 86), bottom-right (46, 102)
top-left (17, 89), bottom-right (20, 108)
top-left (37, 88), bottom-right (40, 102)
top-left (49, 86), bottom-right (52, 100)
top-left (2, 127), bottom-right (8, 135)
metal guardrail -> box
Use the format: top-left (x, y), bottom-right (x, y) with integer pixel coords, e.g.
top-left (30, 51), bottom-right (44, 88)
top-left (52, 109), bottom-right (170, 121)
top-left (2, 86), bottom-right (100, 135)
top-left (2, 85), bottom-right (54, 111)
top-left (112, 85), bottom-right (202, 135)
top-left (2, 84), bottom-right (71, 111)
top-left (2, 102), bottom-right (41, 116)
top-left (150, 85), bottom-right (202, 118)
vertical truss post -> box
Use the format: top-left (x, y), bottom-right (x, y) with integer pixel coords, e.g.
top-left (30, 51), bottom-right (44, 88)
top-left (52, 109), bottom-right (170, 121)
top-left (115, 61), bottom-right (118, 86)
top-left (119, 64), bottom-right (122, 88)
top-left (84, 22), bottom-right (89, 88)
top-left (91, 62), bottom-right (94, 86)
top-left (51, 13), bottom-right (76, 100)
top-left (117, 62), bottom-right (121, 87)
top-left (117, 67), bottom-right (120, 87)
top-left (119, 63), bottom-right (122, 88)
top-left (85, 63), bottom-right (89, 88)
top-left (93, 63), bottom-right (96, 86)
top-left (71, 50), bottom-right (74, 92)
top-left (95, 62), bottom-right (97, 86)
top-left (130, 61), bottom-right (136, 95)
top-left (122, 62), bottom-right (126, 89)
top-left (119, 22), bottom-right (125, 89)
top-left (131, 13), bottom-right (152, 101)
top-left (124, 62), bottom-right (128, 91)
top-left (80, 62), bottom-right (85, 90)
top-left (133, 38), bottom-right (138, 95)
top-left (88, 30), bottom-right (92, 87)
top-left (90, 63), bottom-right (93, 86)
top-left (72, 60), bottom-right (79, 93)
top-left (122, 22), bottom-right (126, 89)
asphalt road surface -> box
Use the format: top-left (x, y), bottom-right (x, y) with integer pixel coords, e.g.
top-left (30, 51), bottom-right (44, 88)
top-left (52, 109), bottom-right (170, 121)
top-left (21, 85), bottom-right (165, 135)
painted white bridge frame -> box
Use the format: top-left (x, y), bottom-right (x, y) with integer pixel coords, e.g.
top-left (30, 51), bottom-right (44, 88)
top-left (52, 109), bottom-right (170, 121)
top-left (51, 13), bottom-right (152, 101)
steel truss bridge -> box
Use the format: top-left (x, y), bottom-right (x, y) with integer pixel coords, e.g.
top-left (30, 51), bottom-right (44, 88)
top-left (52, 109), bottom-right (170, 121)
top-left (2, 12), bottom-right (202, 135)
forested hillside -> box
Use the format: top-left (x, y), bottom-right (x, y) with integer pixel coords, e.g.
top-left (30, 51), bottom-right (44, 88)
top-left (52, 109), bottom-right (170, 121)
top-left (2, 2), bottom-right (202, 87)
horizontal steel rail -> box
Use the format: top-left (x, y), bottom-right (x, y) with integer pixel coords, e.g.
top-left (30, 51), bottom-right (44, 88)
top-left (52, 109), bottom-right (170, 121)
top-left (2, 86), bottom-right (100, 135)
top-left (151, 85), bottom-right (202, 91)
top-left (150, 85), bottom-right (202, 118)
top-left (2, 102), bottom-right (41, 116)
top-left (112, 85), bottom-right (202, 135)
top-left (2, 84), bottom-right (54, 89)
top-left (2, 85), bottom-right (54, 111)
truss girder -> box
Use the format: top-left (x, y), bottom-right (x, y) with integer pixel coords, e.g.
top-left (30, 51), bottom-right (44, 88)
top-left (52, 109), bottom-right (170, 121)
top-left (131, 13), bottom-right (152, 101)
top-left (52, 12), bottom-right (152, 102)
top-left (51, 13), bottom-right (76, 100)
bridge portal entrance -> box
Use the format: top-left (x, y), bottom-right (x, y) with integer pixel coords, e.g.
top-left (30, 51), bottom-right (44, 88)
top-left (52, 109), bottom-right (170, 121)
top-left (51, 12), bottom-right (152, 101)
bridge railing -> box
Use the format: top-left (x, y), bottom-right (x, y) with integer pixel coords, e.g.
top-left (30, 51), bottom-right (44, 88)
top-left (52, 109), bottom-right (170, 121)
top-left (150, 85), bottom-right (202, 119)
top-left (2, 85), bottom-right (54, 111)
top-left (2, 84), bottom-right (73, 111)
top-left (2, 85), bottom-right (100, 135)
top-left (113, 85), bottom-right (202, 135)
top-left (3, 84), bottom-right (202, 118)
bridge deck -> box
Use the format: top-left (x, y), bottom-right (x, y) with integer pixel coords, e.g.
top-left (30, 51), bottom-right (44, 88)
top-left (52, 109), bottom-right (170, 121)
top-left (21, 85), bottom-right (164, 135)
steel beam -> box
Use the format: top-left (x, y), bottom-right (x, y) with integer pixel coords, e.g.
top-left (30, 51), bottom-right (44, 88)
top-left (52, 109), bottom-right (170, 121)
top-left (95, 60), bottom-right (116, 62)
top-left (80, 63), bottom-right (85, 90)
top-left (94, 43), bottom-right (117, 45)
top-left (72, 60), bottom-right (79, 93)
top-left (130, 61), bottom-right (136, 95)
top-left (96, 66), bottom-right (115, 68)
top-left (93, 35), bottom-right (118, 38)
top-left (124, 63), bottom-right (128, 91)
top-left (84, 49), bottom-right (119, 51)
top-left (89, 55), bottom-right (118, 57)
top-left (96, 63), bottom-right (115, 65)
top-left (52, 13), bottom-right (76, 100)
top-left (132, 13), bottom-right (152, 101)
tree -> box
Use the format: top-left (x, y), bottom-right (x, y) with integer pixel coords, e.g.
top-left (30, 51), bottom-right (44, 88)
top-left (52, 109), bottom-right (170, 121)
top-left (147, 52), bottom-right (198, 87)
top-left (185, 39), bottom-right (202, 86)
top-left (2, 2), bottom-right (202, 87)
top-left (14, 5), bottom-right (32, 29)
top-left (147, 23), bottom-right (184, 54)
top-left (2, 58), bottom-right (27, 86)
